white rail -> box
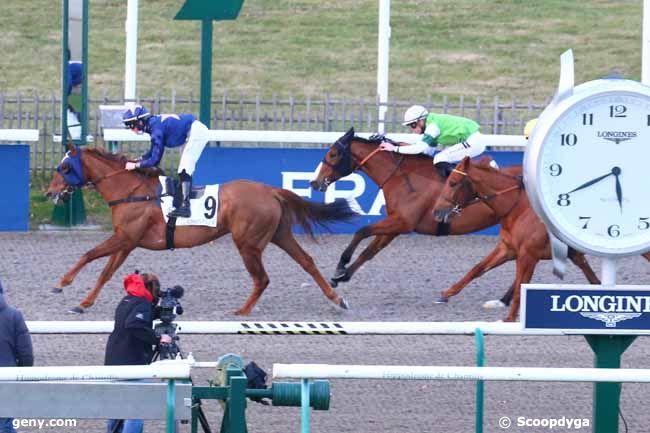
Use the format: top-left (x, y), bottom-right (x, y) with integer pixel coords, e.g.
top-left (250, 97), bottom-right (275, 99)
top-left (27, 320), bottom-right (647, 335)
top-left (102, 128), bottom-right (527, 148)
top-left (273, 364), bottom-right (650, 383)
top-left (0, 361), bottom-right (190, 382)
top-left (0, 129), bottom-right (39, 142)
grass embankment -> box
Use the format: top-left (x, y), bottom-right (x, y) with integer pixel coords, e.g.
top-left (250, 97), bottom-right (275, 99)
top-left (2, 0), bottom-right (643, 100)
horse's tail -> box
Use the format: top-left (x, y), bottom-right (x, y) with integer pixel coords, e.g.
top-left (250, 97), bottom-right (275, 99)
top-left (273, 189), bottom-right (359, 240)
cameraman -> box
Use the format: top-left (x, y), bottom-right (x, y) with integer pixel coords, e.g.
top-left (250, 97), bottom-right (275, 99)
top-left (105, 272), bottom-right (171, 433)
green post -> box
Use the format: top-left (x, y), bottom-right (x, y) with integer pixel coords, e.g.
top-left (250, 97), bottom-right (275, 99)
top-left (175, 0), bottom-right (245, 127)
top-left (166, 379), bottom-right (176, 433)
top-left (200, 18), bottom-right (213, 127)
top-left (54, 0), bottom-right (87, 226)
top-left (220, 367), bottom-right (248, 433)
top-left (474, 328), bottom-right (484, 433)
top-left (585, 335), bottom-right (636, 433)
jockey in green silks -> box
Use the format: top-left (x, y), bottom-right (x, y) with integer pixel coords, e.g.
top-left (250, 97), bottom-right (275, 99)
top-left (379, 105), bottom-right (495, 169)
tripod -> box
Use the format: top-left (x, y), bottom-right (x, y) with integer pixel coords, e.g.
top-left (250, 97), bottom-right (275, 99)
top-left (152, 321), bottom-right (212, 433)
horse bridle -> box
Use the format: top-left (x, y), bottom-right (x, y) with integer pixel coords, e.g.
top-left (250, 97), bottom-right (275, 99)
top-left (320, 138), bottom-right (412, 190)
top-left (59, 158), bottom-right (160, 207)
top-left (445, 167), bottom-right (524, 219)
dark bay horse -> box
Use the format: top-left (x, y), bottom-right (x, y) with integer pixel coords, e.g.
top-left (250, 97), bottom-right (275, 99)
top-left (433, 156), bottom-right (650, 321)
top-left (309, 128), bottom-right (507, 286)
top-left (45, 142), bottom-right (357, 314)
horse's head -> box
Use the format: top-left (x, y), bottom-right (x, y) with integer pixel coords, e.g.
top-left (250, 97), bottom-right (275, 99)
top-left (45, 144), bottom-right (86, 204)
top-left (310, 128), bottom-right (356, 191)
top-left (433, 157), bottom-right (475, 223)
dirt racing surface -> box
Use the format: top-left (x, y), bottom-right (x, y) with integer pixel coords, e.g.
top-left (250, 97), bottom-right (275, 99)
top-left (1, 231), bottom-right (650, 433)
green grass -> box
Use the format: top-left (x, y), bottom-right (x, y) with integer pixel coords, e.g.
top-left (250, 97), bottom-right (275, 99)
top-left (0, 0), bottom-right (644, 100)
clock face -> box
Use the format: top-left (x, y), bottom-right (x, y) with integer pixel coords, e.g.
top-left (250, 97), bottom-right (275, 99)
top-left (534, 88), bottom-right (650, 256)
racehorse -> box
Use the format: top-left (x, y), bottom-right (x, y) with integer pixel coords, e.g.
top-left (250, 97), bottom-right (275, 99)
top-left (45, 141), bottom-right (358, 314)
top-left (310, 128), bottom-right (507, 286)
top-left (432, 156), bottom-right (650, 321)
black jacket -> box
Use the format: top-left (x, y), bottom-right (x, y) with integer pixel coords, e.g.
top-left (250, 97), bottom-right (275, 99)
top-left (0, 293), bottom-right (34, 367)
top-left (105, 295), bottom-right (159, 366)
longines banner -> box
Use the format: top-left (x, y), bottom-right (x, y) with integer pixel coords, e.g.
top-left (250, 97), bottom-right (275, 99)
top-left (194, 148), bottom-right (524, 234)
top-left (521, 285), bottom-right (650, 334)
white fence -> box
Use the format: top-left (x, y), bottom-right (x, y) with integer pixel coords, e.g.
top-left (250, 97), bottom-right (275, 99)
top-left (26, 320), bottom-right (624, 335)
top-left (273, 364), bottom-right (650, 383)
top-left (103, 128), bottom-right (527, 148)
top-left (0, 129), bottom-right (39, 142)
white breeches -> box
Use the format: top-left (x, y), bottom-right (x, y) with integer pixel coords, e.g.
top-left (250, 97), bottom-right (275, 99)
top-left (433, 132), bottom-right (485, 165)
top-left (178, 121), bottom-right (209, 175)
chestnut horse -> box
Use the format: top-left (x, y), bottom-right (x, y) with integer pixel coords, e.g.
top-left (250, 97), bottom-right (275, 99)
top-left (45, 142), bottom-right (357, 314)
top-left (433, 156), bottom-right (650, 321)
top-left (310, 128), bottom-right (507, 286)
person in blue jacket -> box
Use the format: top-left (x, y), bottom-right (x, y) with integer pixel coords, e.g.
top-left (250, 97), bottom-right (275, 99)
top-left (0, 278), bottom-right (33, 433)
top-left (122, 105), bottom-right (209, 218)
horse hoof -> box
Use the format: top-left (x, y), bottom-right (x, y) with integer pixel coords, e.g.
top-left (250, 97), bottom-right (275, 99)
top-left (69, 306), bottom-right (85, 314)
top-left (331, 271), bottom-right (351, 284)
top-left (51, 287), bottom-right (63, 294)
top-left (339, 297), bottom-right (350, 310)
top-left (330, 279), bottom-right (338, 288)
top-left (434, 297), bottom-right (449, 304)
top-left (483, 300), bottom-right (507, 309)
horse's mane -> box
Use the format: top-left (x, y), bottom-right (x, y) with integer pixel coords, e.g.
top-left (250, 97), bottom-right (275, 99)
top-left (352, 135), bottom-right (382, 145)
top-left (85, 147), bottom-right (128, 164)
top-left (84, 147), bottom-right (164, 177)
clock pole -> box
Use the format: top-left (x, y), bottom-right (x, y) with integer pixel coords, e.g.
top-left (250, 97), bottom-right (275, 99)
top-left (584, 257), bottom-right (637, 433)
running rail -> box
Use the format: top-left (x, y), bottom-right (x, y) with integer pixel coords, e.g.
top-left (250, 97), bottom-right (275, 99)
top-left (102, 128), bottom-right (527, 148)
top-left (28, 320), bottom-right (643, 335)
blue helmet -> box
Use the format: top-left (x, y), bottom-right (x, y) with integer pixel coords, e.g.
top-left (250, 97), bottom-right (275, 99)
top-left (122, 105), bottom-right (152, 129)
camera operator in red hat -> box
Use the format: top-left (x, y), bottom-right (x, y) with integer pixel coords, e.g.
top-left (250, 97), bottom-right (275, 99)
top-left (104, 272), bottom-right (171, 433)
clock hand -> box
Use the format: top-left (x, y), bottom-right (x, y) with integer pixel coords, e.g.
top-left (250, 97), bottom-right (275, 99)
top-left (566, 171), bottom-right (613, 194)
top-left (612, 166), bottom-right (622, 212)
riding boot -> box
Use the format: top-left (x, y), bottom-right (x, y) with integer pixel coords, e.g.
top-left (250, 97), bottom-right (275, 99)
top-left (434, 162), bottom-right (455, 179)
top-left (168, 176), bottom-right (192, 218)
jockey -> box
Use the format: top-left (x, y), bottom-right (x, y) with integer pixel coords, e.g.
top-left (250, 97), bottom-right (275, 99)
top-left (379, 105), bottom-right (488, 169)
top-left (524, 118), bottom-right (538, 139)
top-left (122, 105), bottom-right (209, 218)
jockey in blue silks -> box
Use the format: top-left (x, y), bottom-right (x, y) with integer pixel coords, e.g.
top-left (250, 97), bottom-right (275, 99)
top-left (122, 105), bottom-right (209, 218)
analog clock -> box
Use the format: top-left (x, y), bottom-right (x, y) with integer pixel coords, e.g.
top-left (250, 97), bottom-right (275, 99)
top-left (525, 78), bottom-right (650, 257)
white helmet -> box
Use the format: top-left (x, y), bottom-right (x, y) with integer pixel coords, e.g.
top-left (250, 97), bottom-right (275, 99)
top-left (402, 105), bottom-right (429, 126)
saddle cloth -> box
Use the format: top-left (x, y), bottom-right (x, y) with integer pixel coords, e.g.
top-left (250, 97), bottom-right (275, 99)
top-left (158, 176), bottom-right (219, 227)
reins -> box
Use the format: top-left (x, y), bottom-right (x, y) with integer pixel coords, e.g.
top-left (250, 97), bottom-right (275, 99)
top-left (76, 156), bottom-right (164, 207)
top-left (450, 167), bottom-right (524, 218)
top-left (351, 139), bottom-right (415, 191)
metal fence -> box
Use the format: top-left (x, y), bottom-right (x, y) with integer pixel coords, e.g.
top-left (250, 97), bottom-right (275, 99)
top-left (0, 91), bottom-right (549, 177)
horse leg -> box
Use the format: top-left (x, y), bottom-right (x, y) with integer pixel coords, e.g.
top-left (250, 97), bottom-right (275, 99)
top-left (272, 231), bottom-right (349, 310)
top-left (333, 234), bottom-right (398, 286)
top-left (53, 232), bottom-right (131, 293)
top-left (73, 248), bottom-right (134, 313)
top-left (643, 252), bottom-right (650, 262)
top-left (436, 242), bottom-right (515, 303)
top-left (484, 281), bottom-right (515, 309)
top-left (568, 250), bottom-right (601, 284)
top-left (232, 239), bottom-right (271, 315)
top-left (493, 250), bottom-right (599, 310)
top-left (332, 217), bottom-right (409, 284)
top-left (505, 255), bottom-right (538, 322)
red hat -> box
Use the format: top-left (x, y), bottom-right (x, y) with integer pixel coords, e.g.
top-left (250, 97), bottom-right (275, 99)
top-left (123, 274), bottom-right (154, 303)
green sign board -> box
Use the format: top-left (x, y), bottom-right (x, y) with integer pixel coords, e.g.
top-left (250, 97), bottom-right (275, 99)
top-left (174, 0), bottom-right (244, 20)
